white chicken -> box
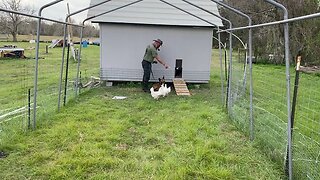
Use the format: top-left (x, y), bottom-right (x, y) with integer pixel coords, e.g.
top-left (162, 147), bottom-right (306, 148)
top-left (150, 84), bottom-right (171, 100)
top-left (150, 87), bottom-right (162, 100)
top-left (159, 84), bottom-right (171, 97)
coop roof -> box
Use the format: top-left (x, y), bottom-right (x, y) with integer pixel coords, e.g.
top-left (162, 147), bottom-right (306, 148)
top-left (87, 0), bottom-right (223, 27)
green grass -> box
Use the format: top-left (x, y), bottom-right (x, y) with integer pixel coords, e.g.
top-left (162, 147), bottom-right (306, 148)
top-left (0, 43), bottom-right (284, 179)
top-left (0, 41), bottom-right (100, 117)
top-left (0, 85), bottom-right (283, 179)
top-left (228, 61), bottom-right (320, 179)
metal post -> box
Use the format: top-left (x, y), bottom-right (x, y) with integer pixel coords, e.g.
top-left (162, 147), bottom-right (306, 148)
top-left (225, 43), bottom-right (227, 81)
top-left (179, 0), bottom-right (233, 113)
top-left (161, 0), bottom-right (236, 111)
top-left (248, 27), bottom-right (253, 141)
top-left (58, 24), bottom-right (67, 111)
top-left (75, 26), bottom-right (84, 96)
top-left (33, 0), bottom-right (64, 129)
top-left (285, 50), bottom-right (301, 176)
top-left (0, 2), bottom-right (84, 129)
top-left (212, 36), bottom-right (227, 105)
top-left (28, 88), bottom-right (31, 129)
top-left (219, 12), bottom-right (320, 33)
top-left (58, 0), bottom-right (112, 111)
top-left (264, 0), bottom-right (292, 179)
top-left (0, 7), bottom-right (83, 26)
top-left (63, 44), bottom-right (70, 106)
top-left (217, 28), bottom-right (224, 106)
top-left (210, 0), bottom-right (254, 141)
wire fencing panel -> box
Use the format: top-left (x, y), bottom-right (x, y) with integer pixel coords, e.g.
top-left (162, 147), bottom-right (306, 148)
top-left (0, 42), bottom-right (34, 145)
top-left (292, 71), bottom-right (320, 179)
top-left (252, 65), bottom-right (288, 163)
top-left (64, 43), bottom-right (101, 104)
top-left (228, 59), bottom-right (320, 178)
top-left (36, 43), bottom-right (100, 120)
top-left (228, 61), bottom-right (288, 163)
top-left (35, 43), bottom-right (65, 123)
top-left (0, 41), bottom-right (100, 148)
top-left (228, 50), bottom-right (250, 135)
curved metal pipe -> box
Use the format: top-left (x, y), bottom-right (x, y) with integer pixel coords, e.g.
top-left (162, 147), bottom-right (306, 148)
top-left (210, 0), bottom-right (254, 141)
top-left (264, 1), bottom-right (291, 179)
top-left (178, 0), bottom-right (233, 112)
top-left (212, 36), bottom-right (226, 50)
top-left (58, 0), bottom-right (112, 110)
top-left (216, 28), bottom-right (226, 106)
top-left (74, 0), bottom-right (144, 96)
top-left (33, 0), bottom-right (64, 130)
top-left (0, 7), bottom-right (82, 26)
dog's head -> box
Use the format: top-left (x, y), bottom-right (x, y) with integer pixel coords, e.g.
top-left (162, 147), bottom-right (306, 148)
top-left (158, 76), bottom-right (165, 85)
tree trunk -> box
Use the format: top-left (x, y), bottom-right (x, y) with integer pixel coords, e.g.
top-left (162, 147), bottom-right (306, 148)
top-left (11, 32), bottom-right (17, 42)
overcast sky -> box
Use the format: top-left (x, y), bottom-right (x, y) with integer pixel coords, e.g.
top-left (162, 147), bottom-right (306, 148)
top-left (21, 0), bottom-right (91, 23)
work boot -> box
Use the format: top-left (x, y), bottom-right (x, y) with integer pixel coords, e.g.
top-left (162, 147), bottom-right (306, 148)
top-left (142, 82), bottom-right (149, 93)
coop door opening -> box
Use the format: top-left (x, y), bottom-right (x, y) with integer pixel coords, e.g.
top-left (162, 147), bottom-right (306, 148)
top-left (175, 59), bottom-right (183, 78)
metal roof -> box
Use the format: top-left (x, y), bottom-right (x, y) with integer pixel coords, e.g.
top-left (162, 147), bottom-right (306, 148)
top-left (87, 0), bottom-right (223, 27)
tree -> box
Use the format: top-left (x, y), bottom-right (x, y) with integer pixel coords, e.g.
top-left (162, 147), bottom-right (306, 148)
top-left (0, 0), bottom-right (33, 41)
top-left (219, 0), bottom-right (320, 65)
top-left (82, 23), bottom-right (99, 38)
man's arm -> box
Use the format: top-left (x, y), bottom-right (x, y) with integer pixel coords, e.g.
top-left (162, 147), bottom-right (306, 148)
top-left (155, 55), bottom-right (169, 69)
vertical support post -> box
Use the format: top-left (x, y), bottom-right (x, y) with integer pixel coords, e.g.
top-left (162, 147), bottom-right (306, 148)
top-left (218, 28), bottom-right (224, 106)
top-left (210, 0), bottom-right (254, 140)
top-left (63, 44), bottom-right (70, 106)
top-left (28, 88), bottom-right (31, 129)
top-left (218, 27), bottom-right (224, 105)
top-left (227, 28), bottom-right (233, 114)
top-left (74, 0), bottom-right (144, 98)
top-left (75, 25), bottom-right (84, 97)
top-left (264, 0), bottom-right (291, 179)
top-left (180, 0), bottom-right (233, 112)
top-left (248, 26), bottom-right (254, 141)
top-left (58, 0), bottom-right (112, 110)
top-left (45, 45), bottom-right (48, 54)
top-left (285, 50), bottom-right (301, 177)
top-left (79, 71), bottom-right (82, 94)
top-left (58, 24), bottom-right (67, 110)
top-left (224, 43), bottom-right (227, 81)
top-left (34, 0), bottom-right (63, 129)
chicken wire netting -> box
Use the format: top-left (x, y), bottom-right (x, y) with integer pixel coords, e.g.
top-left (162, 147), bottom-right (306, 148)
top-left (0, 42), bottom-right (34, 142)
top-left (226, 52), bottom-right (320, 178)
top-left (291, 70), bottom-right (320, 179)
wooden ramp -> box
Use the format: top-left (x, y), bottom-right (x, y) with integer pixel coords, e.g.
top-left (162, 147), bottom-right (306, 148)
top-left (173, 78), bottom-right (190, 96)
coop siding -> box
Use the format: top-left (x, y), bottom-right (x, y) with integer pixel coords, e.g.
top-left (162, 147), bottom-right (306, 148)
top-left (100, 68), bottom-right (210, 83)
top-left (99, 23), bottom-right (212, 83)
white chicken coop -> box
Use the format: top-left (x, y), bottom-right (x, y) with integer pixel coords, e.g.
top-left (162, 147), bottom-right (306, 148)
top-left (87, 0), bottom-right (223, 83)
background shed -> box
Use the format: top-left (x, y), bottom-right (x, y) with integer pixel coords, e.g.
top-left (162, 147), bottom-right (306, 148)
top-left (87, 0), bottom-right (223, 83)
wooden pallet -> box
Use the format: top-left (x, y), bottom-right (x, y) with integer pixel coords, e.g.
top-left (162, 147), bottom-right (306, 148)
top-left (173, 78), bottom-right (190, 96)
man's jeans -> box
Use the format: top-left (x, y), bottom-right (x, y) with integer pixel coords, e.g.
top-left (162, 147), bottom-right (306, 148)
top-left (142, 60), bottom-right (151, 91)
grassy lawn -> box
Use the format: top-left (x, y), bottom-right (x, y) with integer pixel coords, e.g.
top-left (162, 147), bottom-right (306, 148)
top-left (227, 60), bottom-right (320, 179)
top-left (0, 83), bottom-right (283, 179)
top-left (0, 42), bottom-right (284, 179)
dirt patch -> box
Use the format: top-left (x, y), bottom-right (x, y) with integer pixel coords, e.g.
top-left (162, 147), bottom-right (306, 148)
top-left (299, 66), bottom-right (320, 74)
top-left (0, 151), bottom-right (7, 158)
top-left (115, 143), bottom-right (129, 151)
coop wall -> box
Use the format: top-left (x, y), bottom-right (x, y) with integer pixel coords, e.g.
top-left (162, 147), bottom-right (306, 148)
top-left (100, 23), bottom-right (213, 83)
